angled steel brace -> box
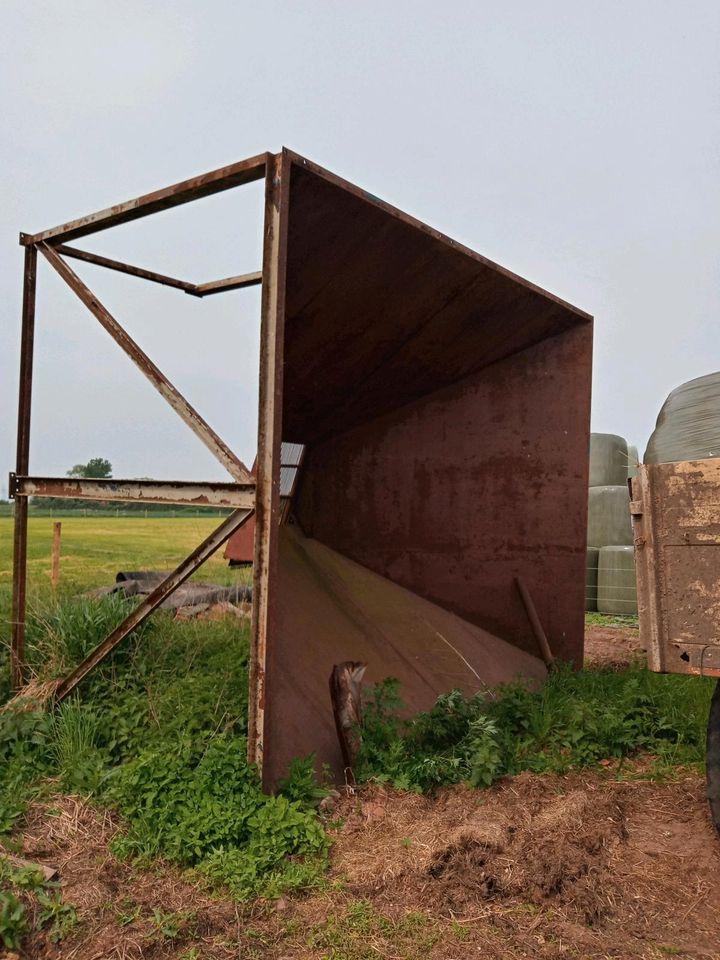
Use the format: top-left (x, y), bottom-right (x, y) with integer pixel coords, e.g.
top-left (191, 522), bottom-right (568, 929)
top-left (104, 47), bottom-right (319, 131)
top-left (54, 244), bottom-right (263, 299)
top-left (39, 243), bottom-right (253, 484)
top-left (54, 244), bottom-right (198, 294)
top-left (54, 507), bottom-right (253, 702)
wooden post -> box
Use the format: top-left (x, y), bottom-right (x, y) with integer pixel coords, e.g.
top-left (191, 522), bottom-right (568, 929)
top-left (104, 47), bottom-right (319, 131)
top-left (51, 522), bottom-right (62, 588)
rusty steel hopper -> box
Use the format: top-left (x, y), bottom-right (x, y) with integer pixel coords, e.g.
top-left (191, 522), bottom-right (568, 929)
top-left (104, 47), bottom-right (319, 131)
top-left (10, 149), bottom-right (593, 789)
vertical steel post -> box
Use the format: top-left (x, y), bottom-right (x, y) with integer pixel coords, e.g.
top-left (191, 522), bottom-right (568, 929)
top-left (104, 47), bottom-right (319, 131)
top-left (248, 151), bottom-right (289, 778)
top-left (11, 245), bottom-right (38, 689)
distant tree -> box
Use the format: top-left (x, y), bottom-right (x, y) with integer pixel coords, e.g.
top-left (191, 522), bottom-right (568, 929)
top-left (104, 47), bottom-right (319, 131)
top-left (67, 457), bottom-right (112, 479)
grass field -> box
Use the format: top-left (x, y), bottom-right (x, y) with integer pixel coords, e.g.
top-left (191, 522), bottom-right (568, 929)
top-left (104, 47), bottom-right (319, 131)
top-left (0, 515), bottom-right (244, 598)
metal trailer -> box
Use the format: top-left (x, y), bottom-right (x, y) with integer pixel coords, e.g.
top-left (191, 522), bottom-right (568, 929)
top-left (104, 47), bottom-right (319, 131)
top-left (630, 458), bottom-right (720, 828)
top-left (10, 148), bottom-right (593, 788)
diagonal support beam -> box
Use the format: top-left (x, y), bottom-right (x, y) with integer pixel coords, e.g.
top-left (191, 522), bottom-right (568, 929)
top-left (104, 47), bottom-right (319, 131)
top-left (40, 243), bottom-right (252, 484)
top-left (55, 244), bottom-right (198, 294)
top-left (54, 507), bottom-right (253, 702)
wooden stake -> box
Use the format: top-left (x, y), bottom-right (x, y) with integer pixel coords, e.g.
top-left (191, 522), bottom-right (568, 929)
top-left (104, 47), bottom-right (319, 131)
top-left (51, 522), bottom-right (62, 588)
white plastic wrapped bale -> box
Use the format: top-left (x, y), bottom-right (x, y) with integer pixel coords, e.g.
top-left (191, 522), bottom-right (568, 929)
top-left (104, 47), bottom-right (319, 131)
top-left (586, 547), bottom-right (599, 612)
top-left (645, 372), bottom-right (720, 464)
top-left (589, 433), bottom-right (629, 486)
top-left (597, 545), bottom-right (638, 616)
top-left (627, 444), bottom-right (639, 480)
top-left (587, 485), bottom-right (633, 547)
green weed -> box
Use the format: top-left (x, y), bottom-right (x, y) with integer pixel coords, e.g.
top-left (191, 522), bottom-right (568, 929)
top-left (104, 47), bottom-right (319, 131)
top-left (0, 857), bottom-right (77, 949)
top-left (108, 735), bottom-right (329, 900)
top-left (357, 664), bottom-right (714, 792)
top-left (147, 907), bottom-right (197, 941)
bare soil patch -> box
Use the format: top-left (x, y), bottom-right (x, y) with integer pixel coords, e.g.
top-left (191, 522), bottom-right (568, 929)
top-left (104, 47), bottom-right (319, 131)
top-left (585, 622), bottom-right (646, 668)
top-left (7, 770), bottom-right (720, 959)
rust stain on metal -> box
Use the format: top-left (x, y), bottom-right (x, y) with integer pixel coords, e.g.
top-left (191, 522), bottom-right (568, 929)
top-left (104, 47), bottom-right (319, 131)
top-left (10, 244), bottom-right (37, 690)
top-left (258, 152), bottom-right (592, 785)
top-left (632, 458), bottom-right (720, 676)
top-left (11, 475), bottom-right (255, 509)
top-left (248, 151), bottom-right (290, 774)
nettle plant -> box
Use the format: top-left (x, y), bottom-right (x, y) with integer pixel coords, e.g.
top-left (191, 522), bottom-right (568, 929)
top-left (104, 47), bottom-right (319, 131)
top-left (356, 665), bottom-right (712, 793)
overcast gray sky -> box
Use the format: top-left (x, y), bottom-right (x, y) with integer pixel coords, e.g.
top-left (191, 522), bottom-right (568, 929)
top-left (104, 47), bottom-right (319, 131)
top-left (1, 1), bottom-right (718, 495)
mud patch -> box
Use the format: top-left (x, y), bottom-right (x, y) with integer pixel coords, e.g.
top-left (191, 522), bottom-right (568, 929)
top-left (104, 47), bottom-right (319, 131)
top-left (427, 788), bottom-right (626, 921)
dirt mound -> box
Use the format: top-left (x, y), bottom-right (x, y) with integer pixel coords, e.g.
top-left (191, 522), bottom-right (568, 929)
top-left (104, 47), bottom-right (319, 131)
top-left (427, 788), bottom-right (626, 921)
top-left (326, 771), bottom-right (720, 956)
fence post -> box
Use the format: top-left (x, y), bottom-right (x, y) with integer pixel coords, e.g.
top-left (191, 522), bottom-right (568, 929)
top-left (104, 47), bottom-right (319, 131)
top-left (51, 521), bottom-right (62, 588)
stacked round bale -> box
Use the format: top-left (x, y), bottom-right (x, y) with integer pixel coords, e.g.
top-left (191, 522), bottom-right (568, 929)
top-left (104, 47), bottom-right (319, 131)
top-left (645, 372), bottom-right (720, 464)
top-left (586, 434), bottom-right (638, 615)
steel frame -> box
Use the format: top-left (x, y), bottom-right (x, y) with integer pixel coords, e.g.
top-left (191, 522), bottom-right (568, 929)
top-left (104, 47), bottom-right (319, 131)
top-left (13, 147), bottom-right (592, 789)
top-left (10, 151), bottom-right (281, 699)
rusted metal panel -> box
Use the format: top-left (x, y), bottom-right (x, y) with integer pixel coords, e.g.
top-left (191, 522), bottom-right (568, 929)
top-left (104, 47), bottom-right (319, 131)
top-left (40, 243), bottom-right (253, 484)
top-left (21, 152), bottom-right (269, 246)
top-left (269, 527), bottom-right (547, 781)
top-left (632, 458), bottom-right (720, 677)
top-left (255, 154), bottom-right (592, 786)
top-left (10, 475), bottom-right (255, 509)
top-left (280, 156), bottom-right (590, 445)
top-left (226, 513), bottom-right (256, 564)
top-left (11, 244), bottom-right (37, 689)
top-left (292, 324), bottom-right (592, 666)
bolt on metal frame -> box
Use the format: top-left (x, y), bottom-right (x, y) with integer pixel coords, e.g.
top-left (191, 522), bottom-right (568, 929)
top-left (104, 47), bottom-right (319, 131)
top-left (10, 152), bottom-right (285, 736)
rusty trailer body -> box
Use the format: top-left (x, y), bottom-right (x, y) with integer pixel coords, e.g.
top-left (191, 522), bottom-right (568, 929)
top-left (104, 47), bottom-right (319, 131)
top-left (631, 458), bottom-right (720, 678)
top-left (11, 148), bottom-right (593, 788)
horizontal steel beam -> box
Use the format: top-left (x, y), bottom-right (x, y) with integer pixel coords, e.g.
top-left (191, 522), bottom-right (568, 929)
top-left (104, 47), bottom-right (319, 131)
top-left (10, 475), bottom-right (255, 509)
top-left (21, 152), bottom-right (270, 247)
top-left (55, 244), bottom-right (197, 294)
top-left (192, 271), bottom-right (263, 297)
top-left (54, 507), bottom-right (253, 702)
